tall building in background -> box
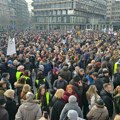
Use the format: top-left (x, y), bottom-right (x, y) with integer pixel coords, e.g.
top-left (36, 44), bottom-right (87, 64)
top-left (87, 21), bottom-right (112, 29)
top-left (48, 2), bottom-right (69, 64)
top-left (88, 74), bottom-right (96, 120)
top-left (106, 0), bottom-right (120, 30)
top-left (0, 0), bottom-right (10, 31)
top-left (15, 0), bottom-right (29, 30)
top-left (32, 0), bottom-right (107, 30)
top-left (0, 0), bottom-right (29, 31)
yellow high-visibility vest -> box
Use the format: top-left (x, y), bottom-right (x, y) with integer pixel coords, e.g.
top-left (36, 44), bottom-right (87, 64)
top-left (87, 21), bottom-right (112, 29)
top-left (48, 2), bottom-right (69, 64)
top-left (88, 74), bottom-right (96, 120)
top-left (16, 71), bottom-right (22, 81)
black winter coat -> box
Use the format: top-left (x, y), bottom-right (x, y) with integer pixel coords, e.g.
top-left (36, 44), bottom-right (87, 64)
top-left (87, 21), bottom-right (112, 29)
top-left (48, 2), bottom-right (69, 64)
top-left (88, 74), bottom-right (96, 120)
top-left (100, 90), bottom-right (113, 117)
top-left (113, 73), bottom-right (120, 89)
top-left (114, 94), bottom-right (120, 114)
top-left (51, 99), bottom-right (65, 120)
top-left (5, 97), bottom-right (17, 120)
top-left (0, 106), bottom-right (9, 120)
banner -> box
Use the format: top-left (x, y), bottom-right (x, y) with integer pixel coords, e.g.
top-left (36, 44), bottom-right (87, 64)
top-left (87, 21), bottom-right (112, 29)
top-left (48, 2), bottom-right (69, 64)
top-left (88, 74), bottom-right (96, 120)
top-left (7, 37), bottom-right (16, 55)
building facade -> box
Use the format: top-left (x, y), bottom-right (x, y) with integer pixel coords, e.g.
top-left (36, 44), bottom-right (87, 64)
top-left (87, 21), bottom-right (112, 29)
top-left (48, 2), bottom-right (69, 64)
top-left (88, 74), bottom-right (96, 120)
top-left (106, 0), bottom-right (120, 30)
top-left (0, 0), bottom-right (29, 31)
top-left (32, 0), bottom-right (107, 30)
top-left (0, 0), bottom-right (10, 31)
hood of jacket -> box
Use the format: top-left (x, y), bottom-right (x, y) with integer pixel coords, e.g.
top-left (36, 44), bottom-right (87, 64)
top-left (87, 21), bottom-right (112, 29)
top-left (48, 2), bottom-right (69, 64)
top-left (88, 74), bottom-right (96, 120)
top-left (22, 101), bottom-right (39, 111)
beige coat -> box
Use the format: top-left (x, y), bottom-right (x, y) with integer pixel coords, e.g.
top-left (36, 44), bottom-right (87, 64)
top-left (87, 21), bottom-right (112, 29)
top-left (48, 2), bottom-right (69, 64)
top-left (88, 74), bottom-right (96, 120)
top-left (87, 105), bottom-right (109, 120)
top-left (15, 101), bottom-right (42, 120)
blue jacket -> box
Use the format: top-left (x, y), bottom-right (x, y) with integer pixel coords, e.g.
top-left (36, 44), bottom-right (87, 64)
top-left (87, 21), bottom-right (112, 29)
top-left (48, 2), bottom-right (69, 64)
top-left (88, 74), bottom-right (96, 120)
top-left (86, 75), bottom-right (94, 85)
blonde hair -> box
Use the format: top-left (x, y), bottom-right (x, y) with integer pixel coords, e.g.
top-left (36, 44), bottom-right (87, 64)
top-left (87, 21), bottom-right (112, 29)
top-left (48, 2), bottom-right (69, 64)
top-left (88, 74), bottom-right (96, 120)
top-left (54, 89), bottom-right (64, 99)
top-left (4, 89), bottom-right (15, 99)
top-left (22, 84), bottom-right (31, 93)
top-left (86, 85), bottom-right (98, 101)
top-left (114, 115), bottom-right (120, 120)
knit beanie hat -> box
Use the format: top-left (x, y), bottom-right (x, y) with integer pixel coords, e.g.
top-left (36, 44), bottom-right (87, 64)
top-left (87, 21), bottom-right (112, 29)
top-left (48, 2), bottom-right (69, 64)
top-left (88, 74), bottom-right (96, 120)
top-left (67, 110), bottom-right (78, 120)
top-left (26, 92), bottom-right (34, 102)
top-left (68, 95), bottom-right (77, 103)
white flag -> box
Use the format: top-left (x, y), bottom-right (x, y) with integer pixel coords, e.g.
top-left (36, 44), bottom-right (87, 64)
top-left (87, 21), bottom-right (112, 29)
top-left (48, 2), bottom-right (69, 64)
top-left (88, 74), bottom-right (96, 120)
top-left (7, 37), bottom-right (16, 55)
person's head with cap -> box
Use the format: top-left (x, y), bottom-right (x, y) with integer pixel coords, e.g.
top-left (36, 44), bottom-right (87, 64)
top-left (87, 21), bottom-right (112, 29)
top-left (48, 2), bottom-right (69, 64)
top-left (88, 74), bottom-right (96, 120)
top-left (0, 95), bottom-right (6, 107)
top-left (17, 65), bottom-right (24, 71)
top-left (2, 73), bottom-right (10, 80)
top-left (7, 60), bottom-right (13, 66)
top-left (68, 95), bottom-right (77, 103)
top-left (96, 98), bottom-right (105, 108)
top-left (73, 75), bottom-right (80, 82)
top-left (102, 68), bottom-right (109, 76)
top-left (4, 89), bottom-right (15, 99)
top-left (58, 73), bottom-right (64, 80)
top-left (67, 110), bottom-right (78, 120)
top-left (26, 92), bottom-right (35, 102)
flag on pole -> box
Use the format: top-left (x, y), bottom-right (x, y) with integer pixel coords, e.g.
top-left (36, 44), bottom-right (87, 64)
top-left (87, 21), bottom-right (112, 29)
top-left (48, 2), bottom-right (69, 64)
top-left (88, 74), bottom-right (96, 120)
top-left (7, 37), bottom-right (16, 55)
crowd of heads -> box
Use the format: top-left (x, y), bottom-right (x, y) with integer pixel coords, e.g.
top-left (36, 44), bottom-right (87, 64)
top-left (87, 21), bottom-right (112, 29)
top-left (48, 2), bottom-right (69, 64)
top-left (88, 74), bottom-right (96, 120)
top-left (0, 30), bottom-right (120, 120)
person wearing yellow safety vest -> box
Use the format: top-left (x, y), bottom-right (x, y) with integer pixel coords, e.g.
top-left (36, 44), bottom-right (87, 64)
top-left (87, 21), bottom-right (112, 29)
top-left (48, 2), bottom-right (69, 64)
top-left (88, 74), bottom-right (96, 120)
top-left (35, 71), bottom-right (49, 91)
top-left (36, 85), bottom-right (51, 113)
top-left (16, 65), bottom-right (24, 81)
top-left (21, 70), bottom-right (33, 88)
top-left (114, 59), bottom-right (120, 74)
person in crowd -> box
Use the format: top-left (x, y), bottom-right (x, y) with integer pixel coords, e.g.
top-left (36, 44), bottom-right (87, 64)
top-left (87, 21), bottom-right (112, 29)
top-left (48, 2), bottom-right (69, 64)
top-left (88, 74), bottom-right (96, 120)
top-left (16, 65), bottom-right (24, 81)
top-left (69, 75), bottom-right (83, 107)
top-left (39, 111), bottom-right (50, 120)
top-left (81, 77), bottom-right (89, 118)
top-left (4, 89), bottom-right (17, 120)
top-left (86, 85), bottom-right (100, 109)
top-left (21, 70), bottom-right (33, 88)
top-left (0, 73), bottom-right (12, 89)
top-left (100, 83), bottom-right (113, 118)
top-left (50, 89), bottom-right (65, 120)
top-left (114, 114), bottom-right (120, 120)
top-left (36, 85), bottom-right (51, 113)
top-left (67, 110), bottom-right (85, 120)
top-left (59, 65), bottom-right (72, 82)
top-left (15, 92), bottom-right (42, 120)
top-left (113, 67), bottom-right (120, 89)
top-left (87, 98), bottom-right (109, 120)
top-left (0, 95), bottom-right (9, 120)
top-left (92, 72), bottom-right (104, 95)
top-left (53, 73), bottom-right (68, 92)
top-left (20, 84), bottom-right (31, 100)
top-left (63, 84), bottom-right (78, 103)
top-left (59, 95), bottom-right (83, 120)
top-left (50, 88), bottom-right (64, 107)
top-left (7, 60), bottom-right (17, 89)
top-left (35, 71), bottom-right (49, 91)
top-left (86, 71), bottom-right (95, 85)
top-left (114, 86), bottom-right (120, 114)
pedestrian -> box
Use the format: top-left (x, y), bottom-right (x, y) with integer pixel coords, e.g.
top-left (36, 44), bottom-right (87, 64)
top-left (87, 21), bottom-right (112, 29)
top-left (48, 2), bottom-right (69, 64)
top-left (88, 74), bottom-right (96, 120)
top-left (63, 84), bottom-right (78, 103)
top-left (0, 95), bottom-right (9, 120)
top-left (15, 92), bottom-right (42, 120)
top-left (87, 98), bottom-right (109, 120)
top-left (86, 85), bottom-right (100, 109)
top-left (114, 86), bottom-right (120, 114)
top-left (4, 89), bottom-right (17, 120)
top-left (59, 95), bottom-right (83, 120)
top-left (50, 89), bottom-right (65, 120)
top-left (100, 83), bottom-right (113, 118)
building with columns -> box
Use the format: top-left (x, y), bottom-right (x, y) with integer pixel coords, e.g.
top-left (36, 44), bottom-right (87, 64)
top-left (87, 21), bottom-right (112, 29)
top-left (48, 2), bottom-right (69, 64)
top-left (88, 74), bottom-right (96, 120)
top-left (32, 0), bottom-right (107, 30)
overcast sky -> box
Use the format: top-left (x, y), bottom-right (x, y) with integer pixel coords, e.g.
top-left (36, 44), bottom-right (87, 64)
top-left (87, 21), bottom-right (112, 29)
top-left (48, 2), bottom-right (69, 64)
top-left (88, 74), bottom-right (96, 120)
top-left (25, 0), bottom-right (33, 11)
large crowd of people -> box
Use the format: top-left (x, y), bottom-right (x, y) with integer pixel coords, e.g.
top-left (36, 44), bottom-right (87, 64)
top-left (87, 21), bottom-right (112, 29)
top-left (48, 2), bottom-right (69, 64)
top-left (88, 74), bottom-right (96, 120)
top-left (0, 30), bottom-right (120, 120)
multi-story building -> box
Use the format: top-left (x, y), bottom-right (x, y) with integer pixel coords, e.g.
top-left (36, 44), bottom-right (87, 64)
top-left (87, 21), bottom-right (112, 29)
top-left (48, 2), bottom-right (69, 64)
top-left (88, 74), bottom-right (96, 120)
top-left (32, 0), bottom-right (107, 30)
top-left (0, 0), bottom-right (29, 31)
top-left (0, 0), bottom-right (10, 31)
top-left (106, 0), bottom-right (120, 30)
top-left (15, 0), bottom-right (29, 30)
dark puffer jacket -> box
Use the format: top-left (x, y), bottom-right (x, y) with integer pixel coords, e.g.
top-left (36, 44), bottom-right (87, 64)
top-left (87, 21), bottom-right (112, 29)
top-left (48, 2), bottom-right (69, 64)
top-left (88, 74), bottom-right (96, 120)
top-left (100, 90), bottom-right (113, 117)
